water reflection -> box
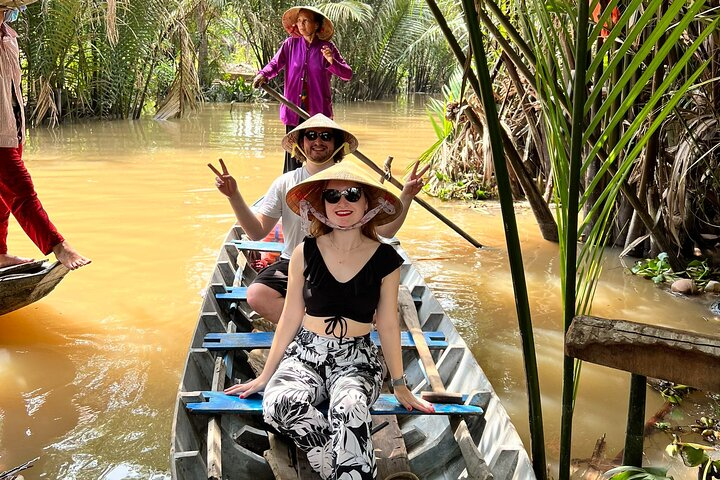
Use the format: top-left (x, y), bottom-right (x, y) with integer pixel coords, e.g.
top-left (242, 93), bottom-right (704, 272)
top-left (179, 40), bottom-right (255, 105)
top-left (0, 99), bottom-right (716, 479)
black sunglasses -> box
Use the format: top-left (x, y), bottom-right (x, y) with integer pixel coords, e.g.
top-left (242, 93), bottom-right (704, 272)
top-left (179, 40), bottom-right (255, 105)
top-left (322, 187), bottom-right (363, 204)
top-left (304, 130), bottom-right (334, 142)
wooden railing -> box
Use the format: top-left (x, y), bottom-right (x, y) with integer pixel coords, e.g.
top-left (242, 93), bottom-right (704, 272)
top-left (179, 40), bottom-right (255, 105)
top-left (565, 315), bottom-right (720, 467)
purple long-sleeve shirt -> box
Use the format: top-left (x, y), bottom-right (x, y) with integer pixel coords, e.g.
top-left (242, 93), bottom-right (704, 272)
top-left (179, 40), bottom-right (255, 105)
top-left (260, 36), bottom-right (352, 126)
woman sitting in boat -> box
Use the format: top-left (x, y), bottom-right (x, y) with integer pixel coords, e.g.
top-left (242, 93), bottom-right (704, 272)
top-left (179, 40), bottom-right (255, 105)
top-left (224, 161), bottom-right (434, 479)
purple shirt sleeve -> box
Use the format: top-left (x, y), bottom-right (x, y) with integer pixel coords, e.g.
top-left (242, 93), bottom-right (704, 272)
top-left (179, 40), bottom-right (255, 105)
top-left (259, 38), bottom-right (289, 80)
top-left (258, 37), bottom-right (352, 126)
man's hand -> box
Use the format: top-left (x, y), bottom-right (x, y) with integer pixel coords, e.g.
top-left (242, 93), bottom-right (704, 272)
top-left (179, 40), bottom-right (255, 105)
top-left (208, 158), bottom-right (238, 198)
top-left (401, 160), bottom-right (431, 198)
top-left (252, 73), bottom-right (266, 88)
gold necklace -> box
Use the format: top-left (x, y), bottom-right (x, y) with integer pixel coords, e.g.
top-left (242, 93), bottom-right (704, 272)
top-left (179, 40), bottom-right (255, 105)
top-left (328, 236), bottom-right (363, 256)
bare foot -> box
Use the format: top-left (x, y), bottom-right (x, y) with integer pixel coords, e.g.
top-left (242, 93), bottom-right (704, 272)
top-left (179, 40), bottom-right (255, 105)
top-left (0, 253), bottom-right (35, 268)
top-left (52, 241), bottom-right (91, 270)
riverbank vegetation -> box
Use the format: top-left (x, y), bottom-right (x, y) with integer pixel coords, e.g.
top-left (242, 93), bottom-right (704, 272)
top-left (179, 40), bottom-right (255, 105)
top-left (16, 0), bottom-right (456, 123)
top-left (427, 1), bottom-right (719, 479)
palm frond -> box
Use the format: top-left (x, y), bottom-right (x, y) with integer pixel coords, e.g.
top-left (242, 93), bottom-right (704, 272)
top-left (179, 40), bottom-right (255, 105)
top-left (155, 22), bottom-right (201, 119)
top-left (319, 1), bottom-right (373, 24)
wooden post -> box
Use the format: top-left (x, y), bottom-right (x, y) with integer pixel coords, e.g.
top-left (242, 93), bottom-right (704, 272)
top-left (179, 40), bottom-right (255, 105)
top-left (566, 316), bottom-right (720, 472)
top-left (623, 374), bottom-right (647, 467)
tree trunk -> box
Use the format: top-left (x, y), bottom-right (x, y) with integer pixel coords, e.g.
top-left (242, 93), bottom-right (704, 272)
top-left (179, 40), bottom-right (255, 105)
top-left (624, 1), bottom-right (667, 256)
top-left (196, 1), bottom-right (210, 92)
top-left (502, 52), bottom-right (550, 184)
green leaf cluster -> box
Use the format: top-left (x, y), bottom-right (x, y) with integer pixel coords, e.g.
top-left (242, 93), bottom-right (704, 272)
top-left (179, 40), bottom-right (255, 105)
top-left (666, 439), bottom-right (720, 479)
top-left (604, 466), bottom-right (673, 480)
top-left (656, 381), bottom-right (694, 405)
top-left (631, 253), bottom-right (676, 284)
top-left (631, 254), bottom-right (720, 285)
top-left (18, 0), bottom-right (192, 122)
top-left (690, 416), bottom-right (720, 443)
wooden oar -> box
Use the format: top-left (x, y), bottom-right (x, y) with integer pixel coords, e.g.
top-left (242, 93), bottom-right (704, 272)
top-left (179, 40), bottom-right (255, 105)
top-left (260, 84), bottom-right (483, 249)
top-left (397, 286), bottom-right (492, 480)
top-left (397, 288), bottom-right (463, 405)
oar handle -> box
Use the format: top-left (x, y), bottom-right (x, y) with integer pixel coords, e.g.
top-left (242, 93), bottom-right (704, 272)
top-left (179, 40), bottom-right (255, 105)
top-left (260, 84), bottom-right (482, 248)
top-left (398, 287), bottom-right (464, 404)
top-left (398, 287), bottom-right (446, 392)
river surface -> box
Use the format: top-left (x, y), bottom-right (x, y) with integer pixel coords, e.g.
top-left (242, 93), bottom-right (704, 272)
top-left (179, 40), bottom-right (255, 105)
top-left (1, 98), bottom-right (718, 479)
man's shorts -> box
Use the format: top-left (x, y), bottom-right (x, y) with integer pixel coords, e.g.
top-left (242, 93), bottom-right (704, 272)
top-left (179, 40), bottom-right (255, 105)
top-left (251, 258), bottom-right (290, 297)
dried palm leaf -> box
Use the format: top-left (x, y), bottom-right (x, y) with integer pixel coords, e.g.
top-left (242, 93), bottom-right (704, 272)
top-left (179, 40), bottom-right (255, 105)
top-left (32, 77), bottom-right (58, 127)
top-left (666, 115), bottom-right (719, 243)
top-left (155, 24), bottom-right (201, 120)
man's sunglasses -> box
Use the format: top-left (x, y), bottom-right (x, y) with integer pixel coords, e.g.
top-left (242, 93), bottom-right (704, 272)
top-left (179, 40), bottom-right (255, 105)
top-left (304, 130), bottom-right (334, 142)
top-left (322, 187), bottom-right (363, 204)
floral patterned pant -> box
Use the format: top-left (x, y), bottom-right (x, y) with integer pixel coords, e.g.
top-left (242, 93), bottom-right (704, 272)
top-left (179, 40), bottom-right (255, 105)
top-left (262, 328), bottom-right (384, 480)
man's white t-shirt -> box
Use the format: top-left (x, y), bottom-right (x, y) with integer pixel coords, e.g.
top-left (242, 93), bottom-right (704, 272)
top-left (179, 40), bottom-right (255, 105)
top-left (256, 166), bottom-right (311, 259)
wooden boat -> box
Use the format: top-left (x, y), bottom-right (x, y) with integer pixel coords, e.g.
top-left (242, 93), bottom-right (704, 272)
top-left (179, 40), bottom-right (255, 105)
top-left (0, 260), bottom-right (69, 316)
top-left (171, 225), bottom-right (536, 479)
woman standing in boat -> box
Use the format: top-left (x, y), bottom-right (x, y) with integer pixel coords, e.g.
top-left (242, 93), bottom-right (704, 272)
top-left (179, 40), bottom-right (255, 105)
top-left (0, 3), bottom-right (90, 270)
top-left (225, 161), bottom-right (434, 479)
top-left (252, 6), bottom-right (352, 173)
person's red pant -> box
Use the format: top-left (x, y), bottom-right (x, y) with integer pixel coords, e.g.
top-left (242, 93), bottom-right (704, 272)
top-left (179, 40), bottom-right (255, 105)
top-left (0, 145), bottom-right (64, 255)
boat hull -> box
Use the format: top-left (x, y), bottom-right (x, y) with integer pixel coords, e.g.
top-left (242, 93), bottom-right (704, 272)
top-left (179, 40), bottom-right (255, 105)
top-left (0, 260), bottom-right (69, 316)
top-left (171, 226), bottom-right (535, 479)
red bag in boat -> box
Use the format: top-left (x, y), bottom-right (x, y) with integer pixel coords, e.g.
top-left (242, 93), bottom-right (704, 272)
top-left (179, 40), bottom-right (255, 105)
top-left (252, 224), bottom-right (284, 271)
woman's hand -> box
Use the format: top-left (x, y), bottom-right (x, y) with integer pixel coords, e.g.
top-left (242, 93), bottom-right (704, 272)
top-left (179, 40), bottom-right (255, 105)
top-left (208, 158), bottom-right (238, 198)
top-left (393, 385), bottom-right (435, 413)
top-left (224, 375), bottom-right (269, 398)
top-left (401, 160), bottom-right (431, 198)
top-left (252, 73), bottom-right (266, 88)
top-left (321, 45), bottom-right (334, 65)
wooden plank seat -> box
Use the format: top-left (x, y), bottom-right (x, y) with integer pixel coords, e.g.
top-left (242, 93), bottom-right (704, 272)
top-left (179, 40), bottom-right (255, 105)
top-left (230, 240), bottom-right (285, 253)
top-left (216, 286), bottom-right (423, 307)
top-left (186, 391), bottom-right (485, 416)
top-left (203, 331), bottom-right (449, 351)
top-left (215, 286), bottom-right (249, 301)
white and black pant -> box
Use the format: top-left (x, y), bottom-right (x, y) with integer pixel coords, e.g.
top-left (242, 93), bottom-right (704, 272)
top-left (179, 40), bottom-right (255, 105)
top-left (263, 328), bottom-right (384, 480)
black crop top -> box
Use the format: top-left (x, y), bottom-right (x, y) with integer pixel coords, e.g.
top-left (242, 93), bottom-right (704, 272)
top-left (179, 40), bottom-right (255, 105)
top-left (303, 236), bottom-right (404, 339)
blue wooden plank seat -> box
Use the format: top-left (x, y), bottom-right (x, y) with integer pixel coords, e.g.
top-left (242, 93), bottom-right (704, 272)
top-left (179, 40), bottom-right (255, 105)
top-left (203, 331), bottom-right (448, 351)
top-left (186, 391), bottom-right (484, 416)
top-left (216, 286), bottom-right (249, 301)
top-left (216, 286), bottom-right (423, 307)
top-left (231, 240), bottom-right (285, 253)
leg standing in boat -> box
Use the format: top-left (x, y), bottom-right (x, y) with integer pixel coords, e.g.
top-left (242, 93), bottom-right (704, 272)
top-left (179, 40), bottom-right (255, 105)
top-left (0, 5), bottom-right (90, 270)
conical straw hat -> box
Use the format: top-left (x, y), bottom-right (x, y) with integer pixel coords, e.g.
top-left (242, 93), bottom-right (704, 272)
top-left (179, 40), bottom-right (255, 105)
top-left (282, 6), bottom-right (334, 41)
top-left (281, 113), bottom-right (358, 155)
top-left (286, 160), bottom-right (402, 226)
